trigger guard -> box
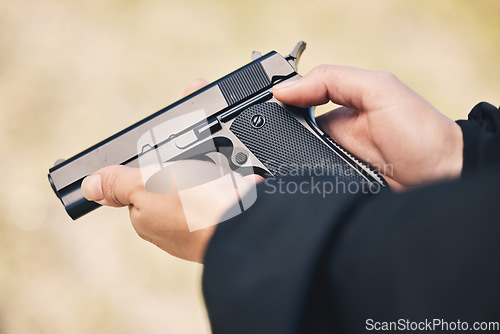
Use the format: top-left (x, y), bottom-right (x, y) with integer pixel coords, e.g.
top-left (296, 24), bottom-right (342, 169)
top-left (308, 107), bottom-right (318, 126)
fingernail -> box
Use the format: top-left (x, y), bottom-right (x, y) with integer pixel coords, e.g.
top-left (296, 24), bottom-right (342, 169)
top-left (274, 78), bottom-right (300, 90)
top-left (81, 174), bottom-right (104, 201)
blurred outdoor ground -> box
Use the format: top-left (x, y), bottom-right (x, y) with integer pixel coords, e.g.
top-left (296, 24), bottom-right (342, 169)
top-left (0, 0), bottom-right (499, 333)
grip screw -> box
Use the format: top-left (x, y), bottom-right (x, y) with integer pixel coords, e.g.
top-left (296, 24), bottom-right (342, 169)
top-left (234, 152), bottom-right (248, 165)
top-left (251, 114), bottom-right (265, 128)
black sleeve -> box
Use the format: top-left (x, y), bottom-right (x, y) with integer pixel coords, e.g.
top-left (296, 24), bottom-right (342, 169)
top-left (456, 102), bottom-right (500, 174)
top-left (202, 103), bottom-right (500, 334)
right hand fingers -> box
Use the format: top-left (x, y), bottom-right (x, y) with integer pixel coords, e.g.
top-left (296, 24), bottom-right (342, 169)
top-left (272, 64), bottom-right (409, 111)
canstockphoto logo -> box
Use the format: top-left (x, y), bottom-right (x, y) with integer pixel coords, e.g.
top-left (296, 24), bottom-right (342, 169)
top-left (260, 158), bottom-right (393, 180)
top-left (260, 159), bottom-right (387, 197)
top-left (264, 176), bottom-right (382, 198)
top-left (136, 110), bottom-right (257, 231)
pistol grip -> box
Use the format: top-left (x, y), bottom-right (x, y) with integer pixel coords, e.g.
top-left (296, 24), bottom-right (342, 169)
top-left (230, 102), bottom-right (387, 188)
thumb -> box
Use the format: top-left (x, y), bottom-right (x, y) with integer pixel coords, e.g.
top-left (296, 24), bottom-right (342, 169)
top-left (273, 64), bottom-right (393, 110)
top-left (81, 165), bottom-right (145, 207)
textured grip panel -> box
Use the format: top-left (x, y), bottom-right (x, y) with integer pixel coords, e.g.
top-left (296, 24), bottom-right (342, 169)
top-left (230, 102), bottom-right (371, 184)
top-left (218, 62), bottom-right (270, 106)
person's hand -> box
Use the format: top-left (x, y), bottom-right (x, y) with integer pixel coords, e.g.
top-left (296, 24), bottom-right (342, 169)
top-left (273, 65), bottom-right (463, 190)
top-left (81, 164), bottom-right (214, 263)
top-left (81, 161), bottom-right (257, 263)
top-left (80, 79), bottom-right (256, 263)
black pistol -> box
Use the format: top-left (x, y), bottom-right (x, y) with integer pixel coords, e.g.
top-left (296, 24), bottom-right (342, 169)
top-left (48, 41), bottom-right (387, 220)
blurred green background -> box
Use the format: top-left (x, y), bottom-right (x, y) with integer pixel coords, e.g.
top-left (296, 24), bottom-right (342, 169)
top-left (0, 0), bottom-right (499, 333)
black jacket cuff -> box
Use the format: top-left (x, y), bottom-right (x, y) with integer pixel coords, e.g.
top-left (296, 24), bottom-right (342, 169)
top-left (456, 102), bottom-right (500, 175)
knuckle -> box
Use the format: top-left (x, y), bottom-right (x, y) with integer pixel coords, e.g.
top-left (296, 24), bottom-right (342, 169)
top-left (311, 64), bottom-right (331, 77)
top-left (375, 71), bottom-right (399, 85)
top-left (129, 197), bottom-right (159, 232)
top-left (100, 167), bottom-right (125, 206)
top-left (364, 71), bottom-right (402, 103)
top-left (129, 206), bottom-right (150, 237)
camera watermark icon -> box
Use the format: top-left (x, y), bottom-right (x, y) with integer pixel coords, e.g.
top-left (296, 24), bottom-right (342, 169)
top-left (137, 109), bottom-right (257, 231)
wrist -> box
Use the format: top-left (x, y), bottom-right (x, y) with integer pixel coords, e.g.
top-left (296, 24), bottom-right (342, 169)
top-left (435, 121), bottom-right (464, 181)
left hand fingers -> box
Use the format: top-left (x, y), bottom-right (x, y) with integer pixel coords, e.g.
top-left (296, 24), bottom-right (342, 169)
top-left (81, 165), bottom-right (146, 207)
top-left (183, 79), bottom-right (209, 97)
